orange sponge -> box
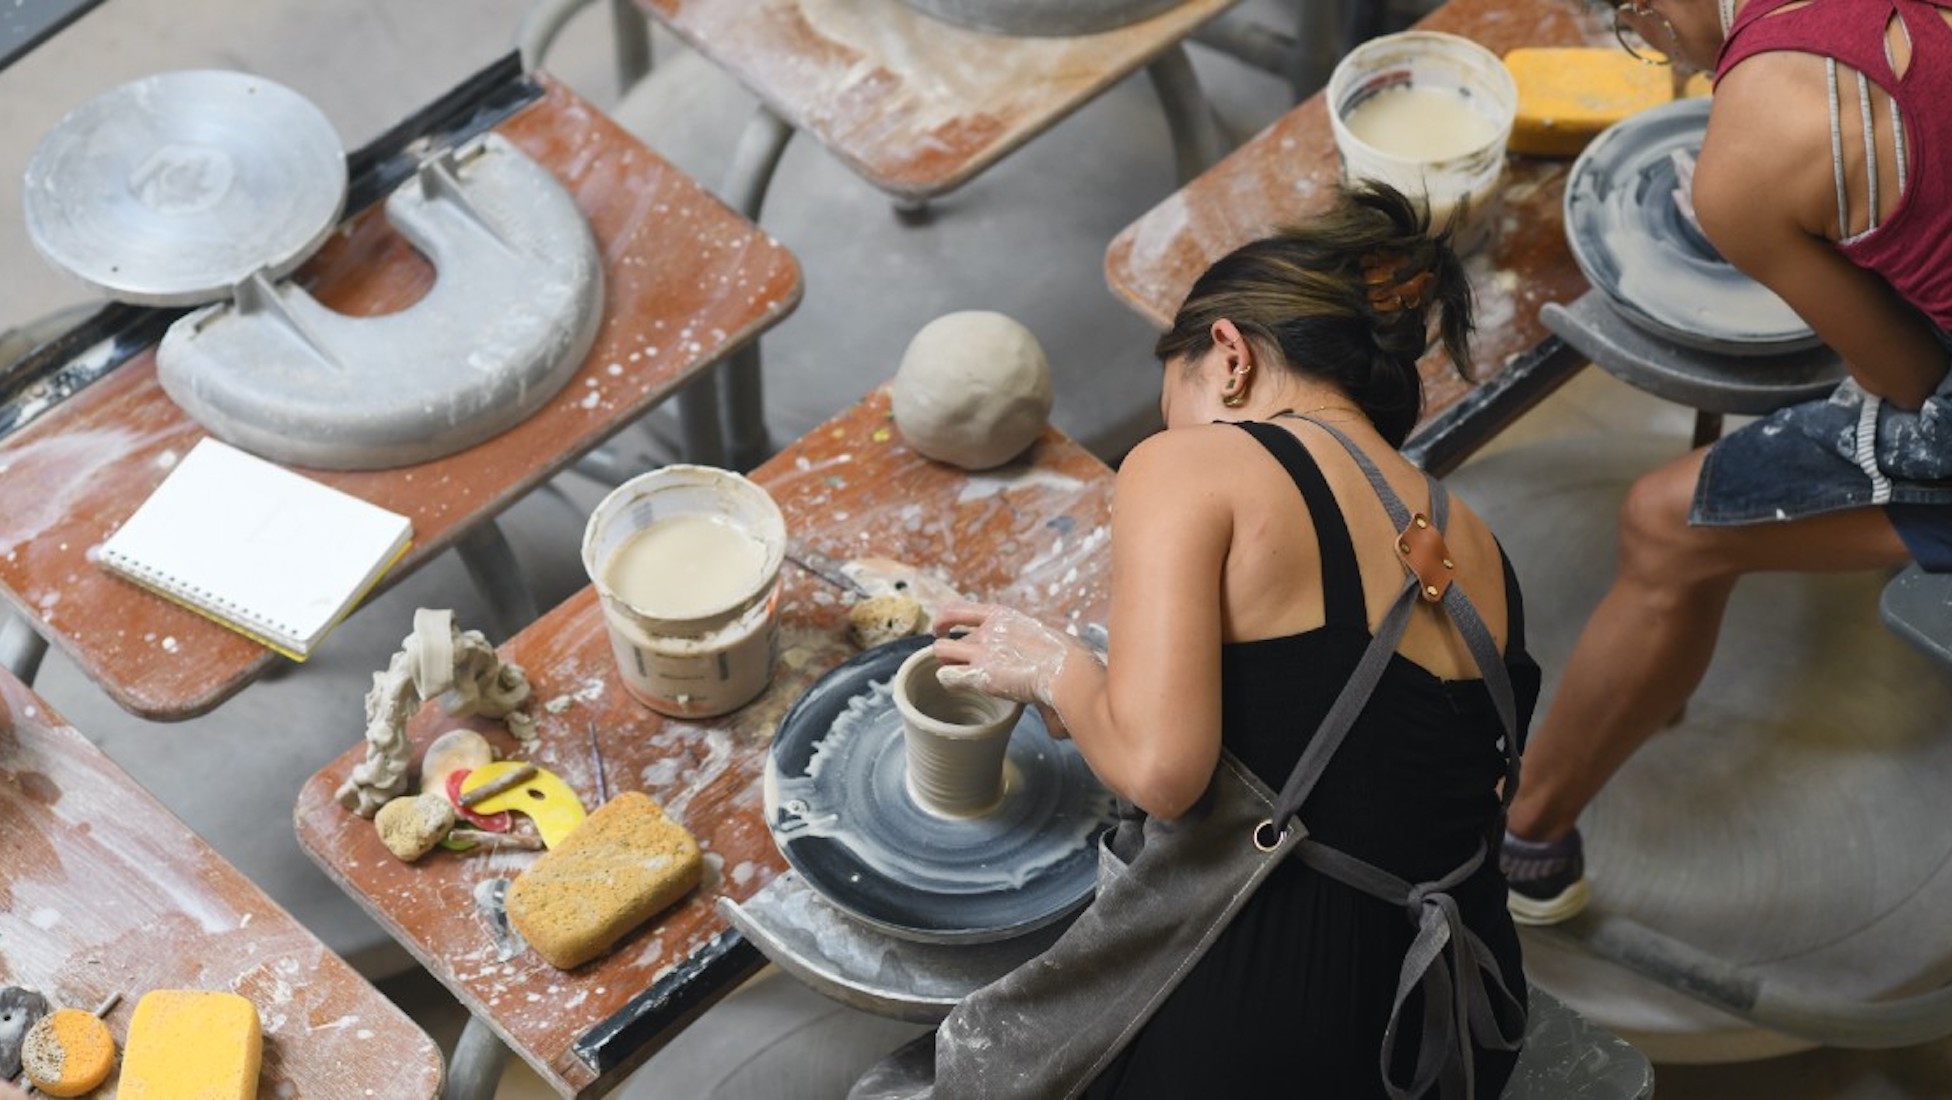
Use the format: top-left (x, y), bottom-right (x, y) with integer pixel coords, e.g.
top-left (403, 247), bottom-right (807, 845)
top-left (1504, 47), bottom-right (1675, 156)
top-left (507, 791), bottom-right (703, 969)
top-left (118, 990), bottom-right (262, 1100)
top-left (20, 1008), bottom-right (115, 1097)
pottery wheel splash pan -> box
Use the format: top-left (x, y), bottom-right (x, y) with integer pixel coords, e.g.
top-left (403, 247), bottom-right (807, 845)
top-left (23, 69), bottom-right (347, 308)
top-left (765, 636), bottom-right (1117, 945)
top-left (1564, 96), bottom-right (1818, 357)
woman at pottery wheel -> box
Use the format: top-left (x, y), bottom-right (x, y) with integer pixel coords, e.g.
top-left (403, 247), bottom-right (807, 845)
top-left (909, 183), bottom-right (1543, 1098)
top-left (1500, 0), bottom-right (1952, 926)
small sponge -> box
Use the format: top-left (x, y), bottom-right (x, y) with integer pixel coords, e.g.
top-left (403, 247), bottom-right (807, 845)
top-left (847, 594), bottom-right (929, 649)
top-left (20, 1008), bottom-right (114, 1097)
top-left (506, 791), bottom-right (703, 969)
top-left (118, 990), bottom-right (262, 1100)
top-left (1504, 48), bottom-right (1674, 157)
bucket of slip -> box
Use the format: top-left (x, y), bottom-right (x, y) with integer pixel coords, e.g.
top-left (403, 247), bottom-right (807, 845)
top-left (891, 647), bottom-right (1024, 819)
top-left (582, 464), bottom-right (787, 718)
top-left (1326, 31), bottom-right (1517, 246)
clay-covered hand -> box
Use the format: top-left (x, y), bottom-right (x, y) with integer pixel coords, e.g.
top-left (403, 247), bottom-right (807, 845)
top-left (929, 602), bottom-right (1089, 708)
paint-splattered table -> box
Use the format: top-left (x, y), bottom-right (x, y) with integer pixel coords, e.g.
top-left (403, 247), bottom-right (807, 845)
top-left (553, 0), bottom-right (1239, 469)
top-left (1104, 0), bottom-right (1613, 475)
top-left (0, 668), bottom-right (445, 1098)
top-left (296, 386), bottom-right (1115, 1098)
top-left (0, 69), bottom-right (801, 721)
top-left (627, 0), bottom-right (1242, 201)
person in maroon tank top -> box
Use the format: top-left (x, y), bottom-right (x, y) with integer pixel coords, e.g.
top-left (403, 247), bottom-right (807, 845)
top-left (1502, 0), bottom-right (1952, 924)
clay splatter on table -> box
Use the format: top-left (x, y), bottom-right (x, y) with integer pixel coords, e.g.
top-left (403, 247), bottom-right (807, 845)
top-left (296, 387), bottom-right (1115, 1097)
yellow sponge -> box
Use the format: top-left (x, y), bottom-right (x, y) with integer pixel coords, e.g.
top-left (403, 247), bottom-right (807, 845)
top-left (1504, 48), bottom-right (1675, 156)
top-left (20, 1008), bottom-right (115, 1097)
top-left (507, 791), bottom-right (704, 969)
top-left (118, 990), bottom-right (262, 1100)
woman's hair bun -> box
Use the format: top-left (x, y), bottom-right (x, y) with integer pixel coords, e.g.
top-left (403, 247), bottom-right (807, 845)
top-left (1153, 181), bottom-right (1476, 447)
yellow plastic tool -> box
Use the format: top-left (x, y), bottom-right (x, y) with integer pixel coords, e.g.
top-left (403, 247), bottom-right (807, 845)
top-left (459, 760), bottom-right (587, 848)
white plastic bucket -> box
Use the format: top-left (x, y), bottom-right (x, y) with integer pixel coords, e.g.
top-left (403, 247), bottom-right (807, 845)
top-left (1326, 31), bottom-right (1517, 243)
top-left (582, 464), bottom-right (788, 718)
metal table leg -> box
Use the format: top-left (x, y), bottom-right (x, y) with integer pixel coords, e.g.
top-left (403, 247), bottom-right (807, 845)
top-left (718, 106), bottom-right (796, 472)
top-left (609, 0), bottom-right (652, 89)
top-left (518, 0), bottom-right (652, 91)
top-left (1, 612), bottom-right (49, 684)
top-left (443, 1014), bottom-right (512, 1100)
top-left (1190, 10), bottom-right (1302, 86)
top-left (676, 368), bottom-right (728, 467)
top-left (1294, 0), bottom-right (1350, 100)
top-left (1145, 44), bottom-right (1230, 185)
top-left (455, 521), bottom-right (541, 641)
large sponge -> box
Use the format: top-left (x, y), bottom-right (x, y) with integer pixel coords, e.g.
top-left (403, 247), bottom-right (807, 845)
top-left (507, 791), bottom-right (704, 969)
top-left (1504, 48), bottom-right (1674, 157)
top-left (118, 990), bottom-right (262, 1100)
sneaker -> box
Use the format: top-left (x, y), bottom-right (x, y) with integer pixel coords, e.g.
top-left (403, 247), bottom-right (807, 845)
top-left (1500, 828), bottom-right (1591, 926)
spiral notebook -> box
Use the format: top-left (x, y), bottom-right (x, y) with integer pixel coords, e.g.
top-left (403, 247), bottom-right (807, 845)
top-left (97, 438), bottom-right (413, 660)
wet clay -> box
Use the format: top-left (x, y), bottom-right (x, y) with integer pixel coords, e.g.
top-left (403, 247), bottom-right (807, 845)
top-left (335, 607), bottom-right (538, 818)
top-left (1343, 85), bottom-right (1500, 161)
top-left (892, 648), bottom-right (1021, 818)
top-left (892, 311), bottom-right (1053, 472)
top-left (604, 514), bottom-right (769, 620)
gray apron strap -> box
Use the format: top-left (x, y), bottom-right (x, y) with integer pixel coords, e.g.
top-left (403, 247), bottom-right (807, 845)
top-left (1297, 839), bottom-right (1526, 1100)
top-left (1266, 414), bottom-right (1528, 1100)
top-left (1272, 414), bottom-right (1522, 811)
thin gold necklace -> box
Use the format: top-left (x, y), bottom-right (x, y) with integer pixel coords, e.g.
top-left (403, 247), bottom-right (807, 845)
top-left (1270, 402), bottom-right (1361, 422)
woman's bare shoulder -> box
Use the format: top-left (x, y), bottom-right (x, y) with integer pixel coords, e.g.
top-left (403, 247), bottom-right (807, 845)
top-left (1116, 422), bottom-right (1259, 477)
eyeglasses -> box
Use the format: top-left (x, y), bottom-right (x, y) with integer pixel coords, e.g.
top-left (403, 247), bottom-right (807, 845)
top-left (1612, 2), bottom-right (1674, 66)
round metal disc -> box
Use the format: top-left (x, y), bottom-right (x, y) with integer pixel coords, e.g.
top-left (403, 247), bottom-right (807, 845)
top-left (23, 69), bottom-right (347, 307)
top-left (766, 637), bottom-right (1116, 944)
top-left (1565, 97), bottom-right (1818, 357)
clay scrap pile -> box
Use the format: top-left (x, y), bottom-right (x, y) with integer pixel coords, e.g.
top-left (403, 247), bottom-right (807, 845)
top-left (338, 609), bottom-right (705, 971)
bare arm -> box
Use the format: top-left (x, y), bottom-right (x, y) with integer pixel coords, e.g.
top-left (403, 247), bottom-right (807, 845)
top-left (1695, 53), bottom-right (1948, 409)
top-left (933, 429), bottom-right (1231, 818)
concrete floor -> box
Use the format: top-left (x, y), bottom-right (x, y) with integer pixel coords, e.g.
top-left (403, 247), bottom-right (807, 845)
top-left (8, 1), bottom-right (1952, 1096)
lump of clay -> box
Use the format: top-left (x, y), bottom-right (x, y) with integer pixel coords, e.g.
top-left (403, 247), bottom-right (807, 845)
top-left (892, 311), bottom-right (1053, 471)
top-left (848, 594), bottom-right (930, 649)
top-left (376, 792), bottom-right (457, 862)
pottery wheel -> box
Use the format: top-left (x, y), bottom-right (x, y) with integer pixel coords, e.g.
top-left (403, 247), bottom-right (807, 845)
top-left (765, 637), bottom-right (1116, 944)
top-left (1454, 433), bottom-right (1952, 1063)
top-left (1564, 97), bottom-right (1817, 357)
top-left (23, 69), bottom-right (346, 307)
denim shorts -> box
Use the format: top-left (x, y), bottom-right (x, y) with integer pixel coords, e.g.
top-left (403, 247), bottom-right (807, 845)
top-left (1691, 329), bottom-right (1952, 572)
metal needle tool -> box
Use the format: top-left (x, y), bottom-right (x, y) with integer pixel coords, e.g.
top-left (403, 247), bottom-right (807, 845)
top-left (588, 721), bottom-right (611, 804)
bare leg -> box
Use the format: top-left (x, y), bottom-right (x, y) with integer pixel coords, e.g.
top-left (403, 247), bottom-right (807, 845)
top-left (1507, 447), bottom-right (1911, 842)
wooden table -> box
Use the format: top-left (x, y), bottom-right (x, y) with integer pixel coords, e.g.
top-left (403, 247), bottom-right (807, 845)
top-left (296, 387), bottom-right (1116, 1097)
top-left (0, 668), bottom-right (445, 1097)
top-left (0, 73), bottom-right (802, 722)
top-left (634, 0), bottom-right (1240, 200)
top-left (553, 0), bottom-right (1238, 470)
top-left (1105, 0), bottom-right (1614, 474)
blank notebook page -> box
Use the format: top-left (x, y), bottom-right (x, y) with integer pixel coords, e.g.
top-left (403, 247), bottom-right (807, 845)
top-left (97, 437), bottom-right (413, 658)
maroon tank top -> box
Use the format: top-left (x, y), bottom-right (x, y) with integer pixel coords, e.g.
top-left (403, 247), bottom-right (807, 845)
top-left (1715, 0), bottom-right (1952, 330)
